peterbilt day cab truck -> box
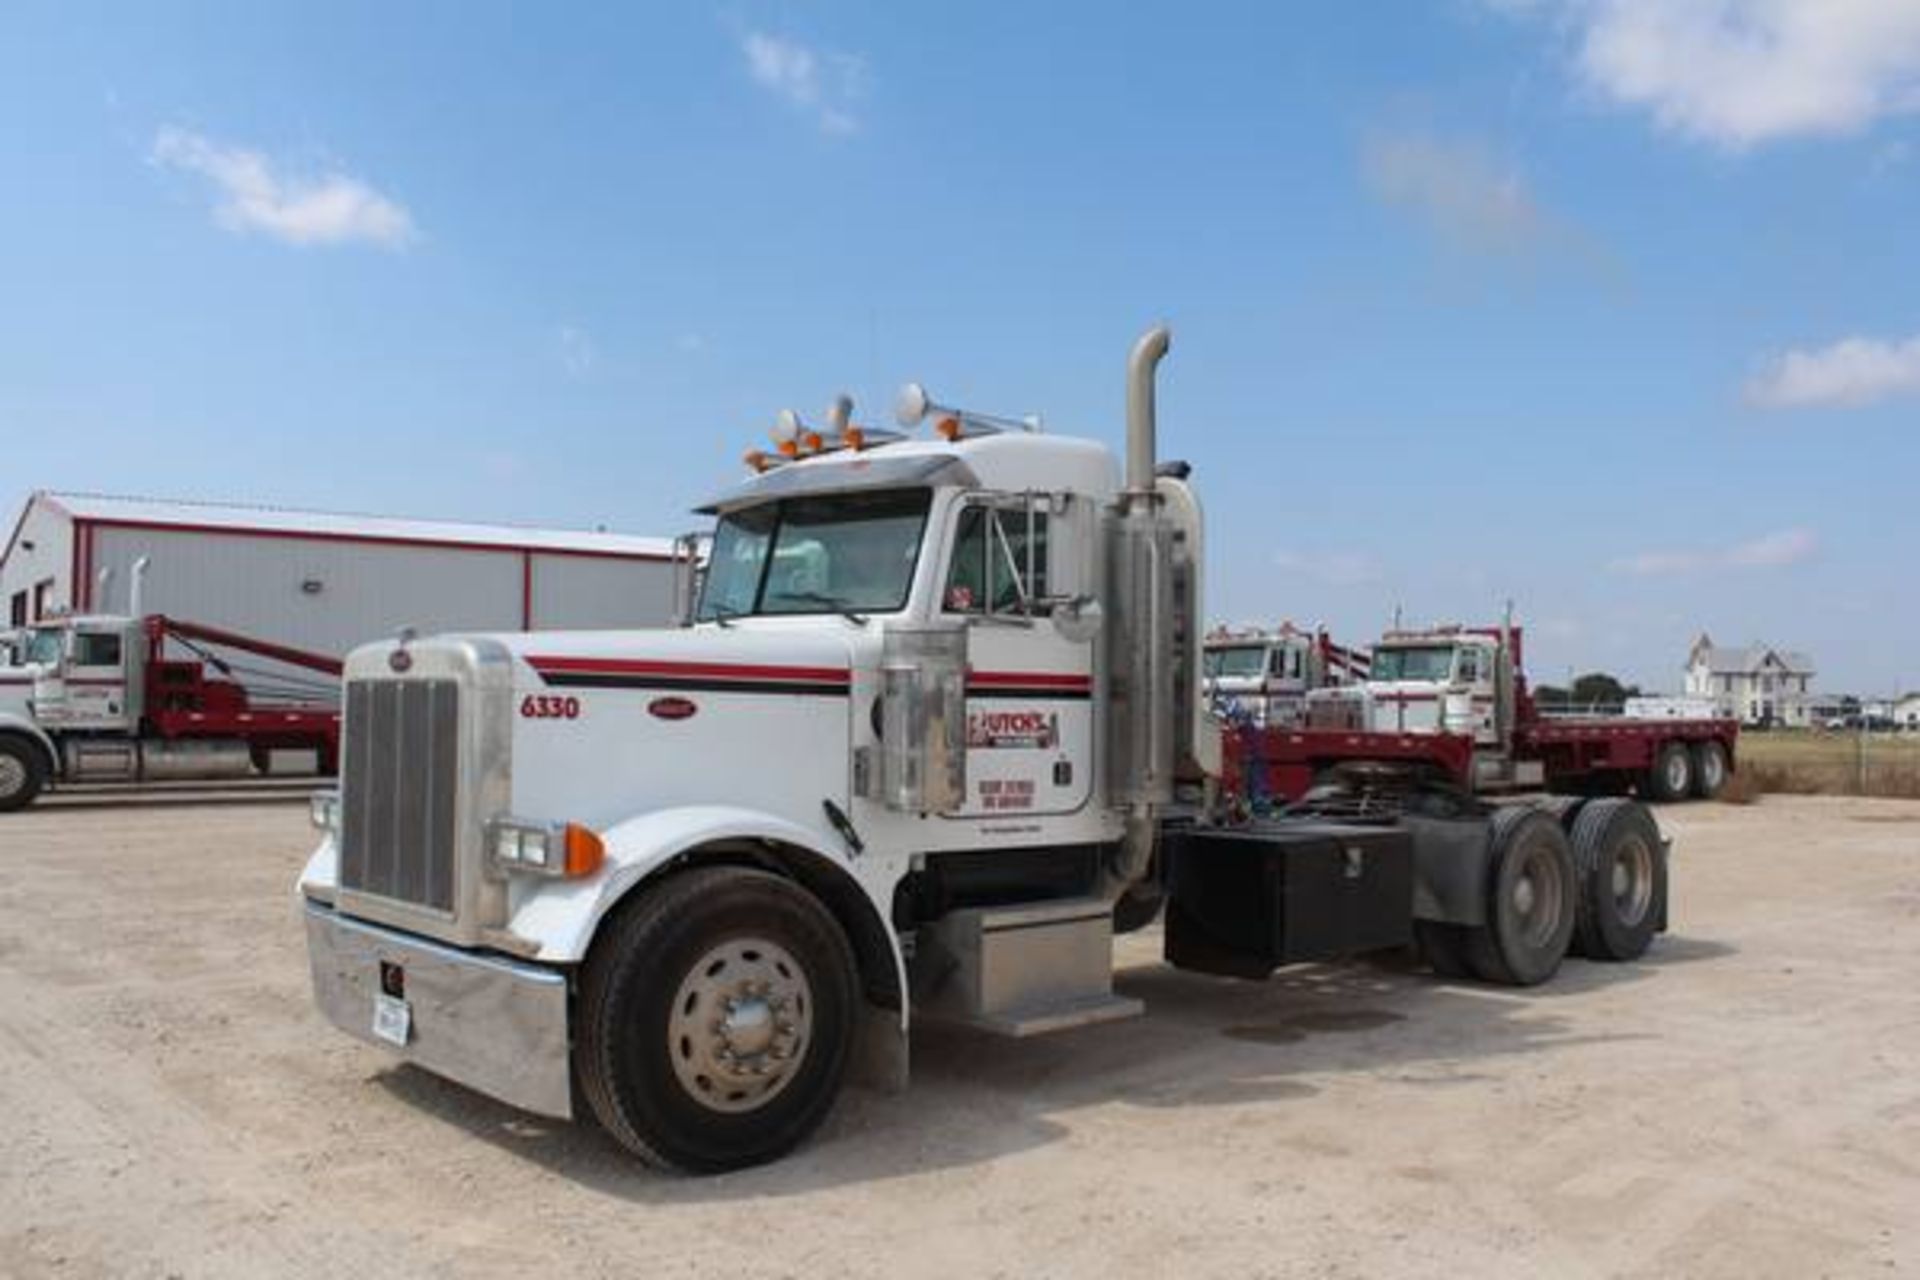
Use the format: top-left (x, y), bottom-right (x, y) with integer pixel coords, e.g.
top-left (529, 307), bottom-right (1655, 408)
top-left (1202, 623), bottom-right (1369, 729)
top-left (1227, 623), bottom-right (1737, 807)
top-left (301, 329), bottom-right (1674, 1172)
top-left (0, 591), bottom-right (341, 811)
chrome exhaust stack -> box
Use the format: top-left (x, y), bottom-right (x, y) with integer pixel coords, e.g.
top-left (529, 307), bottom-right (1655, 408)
top-left (1105, 327), bottom-right (1177, 893)
top-left (1124, 326), bottom-right (1171, 506)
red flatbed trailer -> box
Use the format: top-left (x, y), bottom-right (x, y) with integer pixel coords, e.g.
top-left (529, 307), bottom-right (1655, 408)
top-left (1221, 623), bottom-right (1740, 806)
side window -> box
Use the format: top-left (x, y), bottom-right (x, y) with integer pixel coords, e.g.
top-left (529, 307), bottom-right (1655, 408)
top-left (71, 632), bottom-right (123, 668)
top-left (944, 503), bottom-right (1049, 615)
top-left (1457, 648), bottom-right (1481, 684)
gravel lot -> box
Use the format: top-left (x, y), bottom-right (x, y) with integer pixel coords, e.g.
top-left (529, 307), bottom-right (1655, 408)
top-left (3, 794), bottom-right (1917, 1279)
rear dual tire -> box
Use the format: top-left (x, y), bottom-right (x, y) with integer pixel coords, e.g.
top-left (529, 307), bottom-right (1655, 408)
top-left (1644, 742), bottom-right (1694, 803)
top-left (1568, 798), bottom-right (1666, 962)
top-left (1690, 741), bottom-right (1729, 800)
top-left (1461, 807), bottom-right (1578, 986)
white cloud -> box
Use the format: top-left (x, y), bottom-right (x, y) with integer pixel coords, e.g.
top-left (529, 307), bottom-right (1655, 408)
top-left (151, 126), bottom-right (415, 248)
top-left (557, 325), bottom-right (596, 377)
top-left (1611, 527), bottom-right (1817, 575)
top-left (1745, 333), bottom-right (1920, 408)
top-left (1361, 131), bottom-right (1553, 253)
top-left (1490, 0), bottom-right (1920, 148)
top-left (741, 31), bottom-right (865, 135)
top-left (1273, 548), bottom-right (1385, 587)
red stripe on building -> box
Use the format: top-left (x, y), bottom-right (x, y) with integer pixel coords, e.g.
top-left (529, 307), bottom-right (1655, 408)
top-left (74, 516), bottom-right (673, 563)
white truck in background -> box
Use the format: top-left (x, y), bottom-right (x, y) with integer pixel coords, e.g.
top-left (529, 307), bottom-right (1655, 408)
top-left (300, 329), bottom-right (1674, 1172)
top-left (1202, 623), bottom-right (1369, 728)
top-left (0, 564), bottom-right (341, 812)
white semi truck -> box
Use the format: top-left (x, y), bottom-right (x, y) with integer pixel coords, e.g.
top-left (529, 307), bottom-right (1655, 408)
top-left (301, 329), bottom-right (1672, 1172)
top-left (1202, 623), bottom-right (1369, 728)
top-left (1, 590), bottom-right (341, 812)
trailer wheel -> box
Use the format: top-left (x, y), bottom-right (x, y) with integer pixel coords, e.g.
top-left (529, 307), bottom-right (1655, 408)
top-left (1644, 742), bottom-right (1693, 803)
top-left (1415, 920), bottom-right (1473, 979)
top-left (1690, 741), bottom-right (1729, 800)
top-left (0, 737), bottom-right (48, 813)
top-left (576, 865), bottom-right (858, 1173)
top-left (1569, 799), bottom-right (1666, 962)
top-left (1463, 807), bottom-right (1578, 987)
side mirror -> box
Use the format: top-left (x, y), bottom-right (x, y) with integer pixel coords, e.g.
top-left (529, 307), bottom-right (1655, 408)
top-left (1051, 595), bottom-right (1103, 644)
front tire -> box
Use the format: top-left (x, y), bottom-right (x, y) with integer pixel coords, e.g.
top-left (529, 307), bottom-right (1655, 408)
top-left (575, 866), bottom-right (858, 1173)
top-left (0, 737), bottom-right (48, 813)
top-left (1463, 806), bottom-right (1578, 987)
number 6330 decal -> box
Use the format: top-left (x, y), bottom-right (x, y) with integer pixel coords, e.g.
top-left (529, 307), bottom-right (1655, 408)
top-left (520, 694), bottom-right (581, 719)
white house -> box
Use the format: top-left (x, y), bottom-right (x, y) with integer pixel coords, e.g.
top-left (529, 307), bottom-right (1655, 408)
top-left (1894, 693), bottom-right (1920, 731)
top-left (1685, 634), bottom-right (1816, 727)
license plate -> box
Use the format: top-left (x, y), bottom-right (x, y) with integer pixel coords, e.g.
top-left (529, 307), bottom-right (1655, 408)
top-left (372, 993), bottom-right (412, 1047)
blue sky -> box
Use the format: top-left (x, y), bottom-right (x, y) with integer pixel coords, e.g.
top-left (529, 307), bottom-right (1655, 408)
top-left (3, 2), bottom-right (1918, 692)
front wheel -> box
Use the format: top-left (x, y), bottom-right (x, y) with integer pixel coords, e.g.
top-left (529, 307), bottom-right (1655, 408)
top-left (575, 866), bottom-right (858, 1173)
top-left (0, 737), bottom-right (48, 813)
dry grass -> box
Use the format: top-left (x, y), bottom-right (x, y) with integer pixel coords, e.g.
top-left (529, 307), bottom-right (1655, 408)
top-left (1730, 732), bottom-right (1920, 801)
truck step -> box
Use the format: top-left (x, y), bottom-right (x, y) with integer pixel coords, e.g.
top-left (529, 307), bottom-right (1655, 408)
top-left (965, 991), bottom-right (1145, 1038)
top-left (912, 896), bottom-right (1141, 1037)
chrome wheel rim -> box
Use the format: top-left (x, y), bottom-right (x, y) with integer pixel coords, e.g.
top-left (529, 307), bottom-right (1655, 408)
top-left (1700, 749), bottom-right (1724, 790)
top-left (1513, 847), bottom-right (1565, 949)
top-left (1665, 752), bottom-right (1689, 792)
top-left (0, 755), bottom-right (25, 799)
top-left (1611, 835), bottom-right (1655, 926)
top-left (667, 937), bottom-right (812, 1114)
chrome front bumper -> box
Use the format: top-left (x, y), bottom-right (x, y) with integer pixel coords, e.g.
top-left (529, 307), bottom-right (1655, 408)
top-left (303, 901), bottom-right (573, 1119)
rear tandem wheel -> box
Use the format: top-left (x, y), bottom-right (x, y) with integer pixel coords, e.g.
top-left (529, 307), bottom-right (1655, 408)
top-left (1460, 806), bottom-right (1579, 987)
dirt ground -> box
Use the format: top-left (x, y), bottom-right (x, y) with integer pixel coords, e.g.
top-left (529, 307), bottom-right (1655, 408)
top-left (2, 794), bottom-right (1917, 1279)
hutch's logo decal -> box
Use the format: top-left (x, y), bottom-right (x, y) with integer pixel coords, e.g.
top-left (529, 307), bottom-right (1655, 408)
top-left (647, 696), bottom-right (698, 721)
top-left (967, 709), bottom-right (1058, 750)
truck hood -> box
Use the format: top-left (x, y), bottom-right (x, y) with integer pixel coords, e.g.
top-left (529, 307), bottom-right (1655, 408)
top-left (492, 624), bottom-right (862, 835)
top-left (1310, 680), bottom-right (1455, 734)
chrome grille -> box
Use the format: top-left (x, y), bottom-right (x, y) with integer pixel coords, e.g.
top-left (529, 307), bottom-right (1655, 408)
top-left (340, 678), bottom-right (460, 912)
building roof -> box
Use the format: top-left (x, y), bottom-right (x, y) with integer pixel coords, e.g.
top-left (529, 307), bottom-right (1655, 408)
top-left (16, 491), bottom-right (674, 561)
top-left (1690, 638), bottom-right (1815, 676)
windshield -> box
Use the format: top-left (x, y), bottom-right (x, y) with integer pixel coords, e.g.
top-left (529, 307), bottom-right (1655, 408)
top-left (23, 627), bottom-right (64, 667)
top-left (1204, 646), bottom-right (1268, 679)
top-left (697, 489), bottom-right (932, 620)
top-left (1370, 645), bottom-right (1457, 682)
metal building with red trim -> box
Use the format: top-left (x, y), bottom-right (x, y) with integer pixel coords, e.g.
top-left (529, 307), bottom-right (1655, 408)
top-left (0, 491), bottom-right (676, 655)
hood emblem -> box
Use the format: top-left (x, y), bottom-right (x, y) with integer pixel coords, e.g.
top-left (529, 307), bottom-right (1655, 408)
top-left (648, 696), bottom-right (698, 721)
top-left (389, 626), bottom-right (417, 674)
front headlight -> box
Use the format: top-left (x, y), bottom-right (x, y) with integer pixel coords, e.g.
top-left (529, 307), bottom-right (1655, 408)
top-left (488, 816), bottom-right (605, 879)
top-left (310, 789), bottom-right (341, 833)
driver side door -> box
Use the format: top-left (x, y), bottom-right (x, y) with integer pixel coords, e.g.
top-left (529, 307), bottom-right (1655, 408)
top-left (938, 493), bottom-right (1093, 820)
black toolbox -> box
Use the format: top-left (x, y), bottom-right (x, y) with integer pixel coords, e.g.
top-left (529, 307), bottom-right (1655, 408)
top-left (1161, 822), bottom-right (1414, 980)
